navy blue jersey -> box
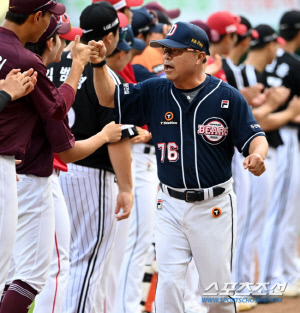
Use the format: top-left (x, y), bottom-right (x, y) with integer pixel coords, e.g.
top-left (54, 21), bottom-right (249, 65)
top-left (115, 75), bottom-right (265, 188)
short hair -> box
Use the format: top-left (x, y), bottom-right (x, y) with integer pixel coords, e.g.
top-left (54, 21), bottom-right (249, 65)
top-left (25, 33), bottom-right (58, 57)
top-left (5, 11), bottom-right (30, 25)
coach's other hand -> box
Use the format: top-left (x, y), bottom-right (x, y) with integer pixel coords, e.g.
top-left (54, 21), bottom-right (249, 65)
top-left (243, 153), bottom-right (266, 176)
top-left (101, 121), bottom-right (122, 143)
top-left (88, 40), bottom-right (106, 64)
top-left (71, 35), bottom-right (91, 67)
top-left (115, 191), bottom-right (133, 221)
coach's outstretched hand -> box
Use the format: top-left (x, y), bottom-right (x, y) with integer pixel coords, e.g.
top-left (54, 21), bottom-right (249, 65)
top-left (115, 191), bottom-right (133, 221)
top-left (0, 68), bottom-right (37, 100)
top-left (70, 35), bottom-right (91, 67)
top-left (101, 122), bottom-right (122, 143)
top-left (88, 40), bottom-right (106, 64)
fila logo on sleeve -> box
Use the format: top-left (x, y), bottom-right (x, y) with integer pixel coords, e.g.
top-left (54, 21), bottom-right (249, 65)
top-left (221, 100), bottom-right (229, 108)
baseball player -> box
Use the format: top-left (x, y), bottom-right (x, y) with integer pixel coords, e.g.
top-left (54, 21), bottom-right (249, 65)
top-left (49, 3), bottom-right (133, 313)
top-left (90, 21), bottom-right (268, 313)
top-left (259, 11), bottom-right (300, 295)
top-left (0, 0), bottom-right (66, 296)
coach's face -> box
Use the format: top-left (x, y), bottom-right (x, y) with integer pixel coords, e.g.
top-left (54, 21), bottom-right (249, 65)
top-left (162, 46), bottom-right (206, 88)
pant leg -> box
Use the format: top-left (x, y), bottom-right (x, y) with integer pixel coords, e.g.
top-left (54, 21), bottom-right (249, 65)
top-left (154, 190), bottom-right (192, 313)
top-left (0, 156), bottom-right (18, 294)
top-left (34, 171), bottom-right (70, 313)
top-left (60, 164), bottom-right (117, 313)
top-left (115, 143), bottom-right (158, 313)
top-left (13, 175), bottom-right (55, 292)
top-left (187, 190), bottom-right (237, 313)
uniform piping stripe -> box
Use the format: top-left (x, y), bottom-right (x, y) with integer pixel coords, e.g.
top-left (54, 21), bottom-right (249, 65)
top-left (241, 132), bottom-right (265, 152)
top-left (171, 89), bottom-right (187, 189)
top-left (107, 67), bottom-right (122, 124)
top-left (265, 134), bottom-right (293, 281)
top-left (193, 79), bottom-right (222, 188)
top-left (52, 233), bottom-right (61, 313)
top-left (117, 85), bottom-right (121, 124)
top-left (245, 65), bottom-right (257, 87)
top-left (77, 170), bottom-right (106, 313)
top-left (122, 192), bottom-right (140, 313)
top-left (226, 59), bottom-right (244, 90)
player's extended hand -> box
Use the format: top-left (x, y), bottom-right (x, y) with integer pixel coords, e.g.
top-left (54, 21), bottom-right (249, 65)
top-left (0, 68), bottom-right (37, 100)
top-left (115, 191), bottom-right (133, 221)
top-left (88, 40), bottom-right (107, 64)
top-left (70, 35), bottom-right (91, 67)
top-left (265, 86), bottom-right (290, 111)
top-left (243, 153), bottom-right (266, 176)
top-left (101, 121), bottom-right (122, 143)
top-left (130, 127), bottom-right (152, 144)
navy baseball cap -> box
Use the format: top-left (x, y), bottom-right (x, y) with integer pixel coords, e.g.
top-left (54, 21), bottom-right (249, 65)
top-left (125, 25), bottom-right (146, 50)
top-left (150, 22), bottom-right (210, 55)
top-left (9, 0), bottom-right (65, 15)
top-left (131, 8), bottom-right (163, 37)
top-left (117, 26), bottom-right (132, 51)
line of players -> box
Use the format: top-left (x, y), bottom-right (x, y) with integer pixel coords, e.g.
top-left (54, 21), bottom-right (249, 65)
top-left (1, 1), bottom-right (300, 313)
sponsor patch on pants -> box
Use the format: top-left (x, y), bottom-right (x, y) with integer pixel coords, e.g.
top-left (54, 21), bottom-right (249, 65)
top-left (212, 207), bottom-right (222, 218)
top-left (157, 199), bottom-right (163, 210)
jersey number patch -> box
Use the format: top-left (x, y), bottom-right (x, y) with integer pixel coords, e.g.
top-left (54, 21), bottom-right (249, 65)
top-left (157, 142), bottom-right (179, 163)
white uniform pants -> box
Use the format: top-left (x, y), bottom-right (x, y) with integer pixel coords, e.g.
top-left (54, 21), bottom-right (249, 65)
top-left (114, 143), bottom-right (158, 313)
top-left (34, 171), bottom-right (70, 313)
top-left (13, 174), bottom-right (55, 292)
top-left (0, 155), bottom-right (18, 294)
top-left (259, 127), bottom-right (300, 285)
top-left (232, 147), bottom-right (277, 285)
top-left (155, 181), bottom-right (237, 313)
top-left (60, 164), bottom-right (117, 313)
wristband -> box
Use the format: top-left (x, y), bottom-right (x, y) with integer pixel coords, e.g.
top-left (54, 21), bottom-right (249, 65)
top-left (91, 57), bottom-right (107, 68)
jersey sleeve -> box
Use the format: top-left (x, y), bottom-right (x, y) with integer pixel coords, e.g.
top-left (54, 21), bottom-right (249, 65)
top-left (114, 82), bottom-right (150, 126)
top-left (0, 90), bottom-right (11, 112)
top-left (229, 89), bottom-right (265, 157)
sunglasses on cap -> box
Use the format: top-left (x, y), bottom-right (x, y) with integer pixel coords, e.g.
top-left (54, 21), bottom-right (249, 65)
top-left (162, 47), bottom-right (202, 58)
top-left (119, 27), bottom-right (128, 41)
top-left (34, 0), bottom-right (57, 12)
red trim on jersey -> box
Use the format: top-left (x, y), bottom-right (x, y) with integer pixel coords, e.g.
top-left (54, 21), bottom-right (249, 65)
top-left (52, 233), bottom-right (61, 313)
top-left (53, 153), bottom-right (68, 172)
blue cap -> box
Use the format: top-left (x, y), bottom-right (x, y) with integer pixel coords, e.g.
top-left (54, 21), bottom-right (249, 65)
top-left (117, 26), bottom-right (132, 51)
top-left (126, 25), bottom-right (146, 51)
top-left (132, 8), bottom-right (164, 37)
top-left (150, 22), bottom-right (210, 55)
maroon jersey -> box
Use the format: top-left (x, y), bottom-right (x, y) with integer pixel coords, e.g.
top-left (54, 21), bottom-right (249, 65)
top-left (0, 27), bottom-right (68, 157)
top-left (16, 84), bottom-right (75, 177)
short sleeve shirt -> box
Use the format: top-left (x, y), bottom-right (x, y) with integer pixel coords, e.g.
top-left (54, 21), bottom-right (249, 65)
top-left (115, 75), bottom-right (265, 188)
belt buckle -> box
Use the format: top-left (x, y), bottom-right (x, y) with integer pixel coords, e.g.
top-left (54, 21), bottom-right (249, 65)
top-left (185, 190), bottom-right (196, 203)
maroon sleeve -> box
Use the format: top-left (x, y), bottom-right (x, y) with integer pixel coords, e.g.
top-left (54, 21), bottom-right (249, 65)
top-left (22, 54), bottom-right (67, 120)
top-left (43, 115), bottom-right (75, 153)
top-left (58, 83), bottom-right (76, 113)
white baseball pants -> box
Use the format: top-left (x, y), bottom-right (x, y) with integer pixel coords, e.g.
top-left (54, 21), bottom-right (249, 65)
top-left (114, 143), bottom-right (158, 313)
top-left (155, 180), bottom-right (237, 313)
top-left (60, 164), bottom-right (117, 313)
top-left (0, 155), bottom-right (18, 294)
top-left (33, 171), bottom-right (70, 313)
top-left (259, 127), bottom-right (300, 285)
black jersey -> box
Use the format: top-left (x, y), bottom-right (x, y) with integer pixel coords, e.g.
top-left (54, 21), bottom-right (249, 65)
top-left (222, 58), bottom-right (245, 90)
top-left (48, 51), bottom-right (123, 172)
top-left (241, 63), bottom-right (283, 148)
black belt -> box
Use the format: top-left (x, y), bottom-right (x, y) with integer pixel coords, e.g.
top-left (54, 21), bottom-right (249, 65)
top-left (160, 183), bottom-right (225, 203)
top-left (144, 146), bottom-right (155, 154)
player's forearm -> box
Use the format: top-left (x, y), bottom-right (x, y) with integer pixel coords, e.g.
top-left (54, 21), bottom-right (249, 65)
top-left (258, 109), bottom-right (295, 132)
top-left (93, 66), bottom-right (116, 108)
top-left (58, 132), bottom-right (109, 163)
top-left (63, 60), bottom-right (84, 93)
top-left (108, 138), bottom-right (133, 192)
top-left (252, 103), bottom-right (275, 122)
top-left (248, 135), bottom-right (268, 160)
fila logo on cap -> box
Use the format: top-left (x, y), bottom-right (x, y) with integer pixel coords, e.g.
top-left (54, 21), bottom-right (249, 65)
top-left (167, 24), bottom-right (177, 36)
top-left (221, 100), bottom-right (229, 108)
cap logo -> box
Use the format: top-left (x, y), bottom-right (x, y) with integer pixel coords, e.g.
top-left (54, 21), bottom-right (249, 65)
top-left (103, 17), bottom-right (119, 31)
top-left (191, 38), bottom-right (203, 48)
top-left (225, 24), bottom-right (237, 34)
top-left (167, 24), bottom-right (177, 36)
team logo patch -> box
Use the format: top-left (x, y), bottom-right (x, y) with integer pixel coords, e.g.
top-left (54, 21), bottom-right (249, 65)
top-left (197, 117), bottom-right (228, 145)
top-left (160, 112), bottom-right (178, 125)
top-left (167, 24), bottom-right (177, 36)
top-left (221, 100), bottom-right (229, 108)
top-left (123, 83), bottom-right (130, 94)
top-left (157, 199), bottom-right (163, 210)
top-left (212, 207), bottom-right (222, 218)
